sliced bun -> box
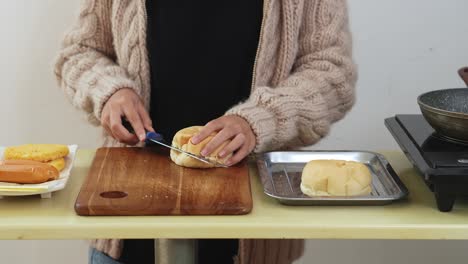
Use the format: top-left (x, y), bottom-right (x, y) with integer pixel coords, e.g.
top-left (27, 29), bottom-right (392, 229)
top-left (300, 160), bottom-right (372, 196)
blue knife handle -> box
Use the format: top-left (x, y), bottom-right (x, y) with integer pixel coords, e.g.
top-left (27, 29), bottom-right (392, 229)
top-left (146, 131), bottom-right (165, 142)
top-left (123, 118), bottom-right (164, 142)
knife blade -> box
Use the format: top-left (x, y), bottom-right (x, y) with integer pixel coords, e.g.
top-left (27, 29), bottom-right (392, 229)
top-left (146, 132), bottom-right (228, 168)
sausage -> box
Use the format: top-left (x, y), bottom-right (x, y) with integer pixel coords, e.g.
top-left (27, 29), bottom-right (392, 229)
top-left (0, 160), bottom-right (59, 184)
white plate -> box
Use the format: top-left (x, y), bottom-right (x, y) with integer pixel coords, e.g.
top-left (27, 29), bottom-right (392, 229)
top-left (0, 145), bottom-right (78, 197)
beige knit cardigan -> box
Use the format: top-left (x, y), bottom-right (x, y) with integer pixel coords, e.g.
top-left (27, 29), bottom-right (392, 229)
top-left (54, 0), bottom-right (357, 263)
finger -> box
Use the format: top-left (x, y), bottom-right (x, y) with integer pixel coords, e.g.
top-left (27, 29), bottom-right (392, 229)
top-left (218, 133), bottom-right (245, 158)
top-left (110, 109), bottom-right (139, 145)
top-left (226, 144), bottom-right (251, 166)
top-left (200, 128), bottom-right (236, 156)
top-left (122, 138), bottom-right (140, 145)
top-left (138, 104), bottom-right (154, 132)
top-left (101, 107), bottom-right (117, 139)
top-left (248, 136), bottom-right (257, 153)
top-left (191, 119), bottom-right (224, 144)
top-left (103, 123), bottom-right (115, 139)
top-left (101, 112), bottom-right (114, 138)
top-left (123, 106), bottom-right (146, 141)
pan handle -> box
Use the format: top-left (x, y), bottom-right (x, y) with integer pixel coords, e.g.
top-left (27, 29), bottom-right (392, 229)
top-left (458, 67), bottom-right (468, 87)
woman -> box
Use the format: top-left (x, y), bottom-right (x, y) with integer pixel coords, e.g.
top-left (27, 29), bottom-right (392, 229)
top-left (54, 0), bottom-right (357, 263)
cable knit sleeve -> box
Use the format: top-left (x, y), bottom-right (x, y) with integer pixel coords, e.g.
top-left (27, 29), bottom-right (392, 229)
top-left (54, 0), bottom-right (139, 125)
top-left (226, 0), bottom-right (357, 152)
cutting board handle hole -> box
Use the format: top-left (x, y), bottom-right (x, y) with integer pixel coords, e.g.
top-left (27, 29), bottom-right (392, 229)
top-left (100, 191), bottom-right (128, 199)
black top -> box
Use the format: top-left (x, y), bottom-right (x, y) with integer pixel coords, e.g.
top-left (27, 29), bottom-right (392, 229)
top-left (146, 0), bottom-right (264, 140)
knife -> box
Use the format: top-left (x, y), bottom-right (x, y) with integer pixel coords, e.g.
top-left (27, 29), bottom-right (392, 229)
top-left (146, 132), bottom-right (228, 168)
top-left (122, 118), bottom-right (228, 168)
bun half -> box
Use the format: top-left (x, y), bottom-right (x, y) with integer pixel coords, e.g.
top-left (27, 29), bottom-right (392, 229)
top-left (300, 160), bottom-right (372, 196)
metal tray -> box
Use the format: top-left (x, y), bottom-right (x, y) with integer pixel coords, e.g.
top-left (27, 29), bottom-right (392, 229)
top-left (256, 151), bottom-right (409, 205)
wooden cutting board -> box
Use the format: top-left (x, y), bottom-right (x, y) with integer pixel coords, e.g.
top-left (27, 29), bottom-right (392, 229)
top-left (75, 147), bottom-right (252, 216)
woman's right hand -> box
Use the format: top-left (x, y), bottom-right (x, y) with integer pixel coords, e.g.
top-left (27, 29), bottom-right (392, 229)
top-left (101, 88), bottom-right (154, 145)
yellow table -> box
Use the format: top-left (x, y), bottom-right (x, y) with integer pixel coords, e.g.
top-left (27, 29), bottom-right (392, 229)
top-left (0, 150), bottom-right (467, 240)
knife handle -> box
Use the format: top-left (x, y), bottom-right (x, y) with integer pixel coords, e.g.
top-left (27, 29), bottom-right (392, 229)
top-left (122, 118), bottom-right (165, 142)
top-left (146, 131), bottom-right (165, 142)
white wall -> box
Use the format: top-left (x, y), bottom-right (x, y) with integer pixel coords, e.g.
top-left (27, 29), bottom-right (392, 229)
top-left (1, 0), bottom-right (468, 263)
top-left (314, 0), bottom-right (468, 150)
top-left (0, 0), bottom-right (100, 148)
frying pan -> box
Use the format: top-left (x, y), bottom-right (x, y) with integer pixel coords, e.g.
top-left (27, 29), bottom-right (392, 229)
top-left (417, 67), bottom-right (468, 143)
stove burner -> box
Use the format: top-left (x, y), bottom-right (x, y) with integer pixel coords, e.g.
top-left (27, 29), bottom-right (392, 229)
top-left (385, 115), bottom-right (468, 212)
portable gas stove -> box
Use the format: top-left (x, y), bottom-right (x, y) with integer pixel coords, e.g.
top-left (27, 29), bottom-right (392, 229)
top-left (385, 115), bottom-right (468, 212)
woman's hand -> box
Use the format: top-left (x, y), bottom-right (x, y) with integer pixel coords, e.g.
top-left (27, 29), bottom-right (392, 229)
top-left (101, 88), bottom-right (154, 145)
top-left (191, 115), bottom-right (256, 166)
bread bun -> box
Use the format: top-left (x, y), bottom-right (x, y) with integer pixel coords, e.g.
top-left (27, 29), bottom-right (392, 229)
top-left (170, 126), bottom-right (230, 168)
top-left (48, 158), bottom-right (66, 172)
top-left (0, 160), bottom-right (59, 184)
top-left (4, 144), bottom-right (69, 162)
top-left (300, 160), bottom-right (372, 196)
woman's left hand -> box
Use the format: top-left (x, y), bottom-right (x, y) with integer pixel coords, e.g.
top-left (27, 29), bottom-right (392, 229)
top-left (191, 115), bottom-right (256, 166)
